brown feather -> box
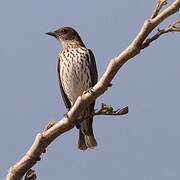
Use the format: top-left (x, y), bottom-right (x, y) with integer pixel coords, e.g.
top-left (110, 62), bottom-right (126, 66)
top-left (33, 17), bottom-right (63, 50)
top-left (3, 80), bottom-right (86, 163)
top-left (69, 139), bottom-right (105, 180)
top-left (57, 57), bottom-right (71, 109)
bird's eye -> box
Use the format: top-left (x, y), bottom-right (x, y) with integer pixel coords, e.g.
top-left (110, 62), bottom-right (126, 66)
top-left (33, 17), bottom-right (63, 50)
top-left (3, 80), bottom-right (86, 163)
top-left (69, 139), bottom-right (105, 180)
top-left (61, 29), bottom-right (67, 34)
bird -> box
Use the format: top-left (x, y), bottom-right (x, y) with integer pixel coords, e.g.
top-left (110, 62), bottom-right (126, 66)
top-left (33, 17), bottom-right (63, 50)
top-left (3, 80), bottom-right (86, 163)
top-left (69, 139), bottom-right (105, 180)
top-left (46, 27), bottom-right (98, 150)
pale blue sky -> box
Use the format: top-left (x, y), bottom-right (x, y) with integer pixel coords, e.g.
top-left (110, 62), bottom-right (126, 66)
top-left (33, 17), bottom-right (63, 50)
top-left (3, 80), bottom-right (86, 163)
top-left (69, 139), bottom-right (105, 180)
top-left (0, 0), bottom-right (180, 179)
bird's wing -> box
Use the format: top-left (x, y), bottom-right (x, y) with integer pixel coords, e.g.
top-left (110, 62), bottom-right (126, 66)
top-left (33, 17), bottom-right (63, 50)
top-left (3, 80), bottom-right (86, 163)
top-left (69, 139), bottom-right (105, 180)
top-left (87, 49), bottom-right (98, 113)
top-left (88, 49), bottom-right (98, 86)
top-left (57, 57), bottom-right (71, 109)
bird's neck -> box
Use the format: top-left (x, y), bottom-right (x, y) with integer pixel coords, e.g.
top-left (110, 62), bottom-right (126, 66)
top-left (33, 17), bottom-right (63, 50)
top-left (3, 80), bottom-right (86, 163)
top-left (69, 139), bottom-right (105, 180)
top-left (62, 40), bottom-right (85, 49)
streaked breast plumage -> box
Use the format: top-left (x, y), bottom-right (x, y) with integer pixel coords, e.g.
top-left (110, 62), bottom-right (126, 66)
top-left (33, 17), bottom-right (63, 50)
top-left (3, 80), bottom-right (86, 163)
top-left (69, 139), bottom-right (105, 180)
top-left (59, 47), bottom-right (91, 104)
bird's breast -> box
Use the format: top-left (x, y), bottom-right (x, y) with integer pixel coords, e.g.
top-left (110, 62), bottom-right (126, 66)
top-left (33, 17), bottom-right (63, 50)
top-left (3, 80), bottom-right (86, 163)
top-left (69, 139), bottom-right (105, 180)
top-left (59, 47), bottom-right (91, 104)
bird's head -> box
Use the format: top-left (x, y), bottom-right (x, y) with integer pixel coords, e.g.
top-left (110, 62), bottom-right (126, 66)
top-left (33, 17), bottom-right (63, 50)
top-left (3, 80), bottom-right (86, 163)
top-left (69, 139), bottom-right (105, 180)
top-left (46, 27), bottom-right (84, 46)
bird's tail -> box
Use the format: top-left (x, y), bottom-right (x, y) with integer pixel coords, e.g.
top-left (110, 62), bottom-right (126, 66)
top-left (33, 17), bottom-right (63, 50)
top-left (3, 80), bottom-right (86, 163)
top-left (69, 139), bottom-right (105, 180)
top-left (78, 111), bottom-right (97, 150)
top-left (84, 133), bottom-right (97, 149)
top-left (78, 130), bottom-right (88, 150)
top-left (78, 129), bottom-right (97, 150)
top-left (78, 104), bottom-right (97, 150)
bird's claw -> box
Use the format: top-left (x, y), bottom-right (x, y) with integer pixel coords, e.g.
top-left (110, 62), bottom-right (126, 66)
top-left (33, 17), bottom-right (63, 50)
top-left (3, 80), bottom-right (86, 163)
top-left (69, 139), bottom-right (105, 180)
top-left (64, 112), bottom-right (70, 120)
top-left (83, 87), bottom-right (95, 95)
top-left (24, 169), bottom-right (37, 180)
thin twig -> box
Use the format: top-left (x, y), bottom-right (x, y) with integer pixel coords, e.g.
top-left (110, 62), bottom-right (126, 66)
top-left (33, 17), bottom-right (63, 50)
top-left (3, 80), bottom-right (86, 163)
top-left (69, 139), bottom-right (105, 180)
top-left (141, 19), bottom-right (180, 49)
top-left (48, 104), bottom-right (128, 127)
top-left (151, 0), bottom-right (168, 19)
top-left (78, 104), bottom-right (128, 122)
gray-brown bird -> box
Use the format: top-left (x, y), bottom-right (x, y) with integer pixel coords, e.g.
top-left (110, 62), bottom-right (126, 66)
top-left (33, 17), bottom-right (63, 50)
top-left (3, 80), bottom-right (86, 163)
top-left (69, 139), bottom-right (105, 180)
top-left (46, 27), bottom-right (98, 150)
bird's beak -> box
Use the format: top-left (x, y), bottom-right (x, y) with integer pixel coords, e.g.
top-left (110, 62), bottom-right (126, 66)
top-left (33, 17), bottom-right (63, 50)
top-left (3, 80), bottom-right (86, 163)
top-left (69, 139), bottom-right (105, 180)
top-left (46, 32), bottom-right (57, 38)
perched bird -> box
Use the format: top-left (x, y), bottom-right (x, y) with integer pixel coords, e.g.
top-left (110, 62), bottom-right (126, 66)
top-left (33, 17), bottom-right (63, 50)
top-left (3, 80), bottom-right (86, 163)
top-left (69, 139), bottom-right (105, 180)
top-left (46, 27), bottom-right (98, 150)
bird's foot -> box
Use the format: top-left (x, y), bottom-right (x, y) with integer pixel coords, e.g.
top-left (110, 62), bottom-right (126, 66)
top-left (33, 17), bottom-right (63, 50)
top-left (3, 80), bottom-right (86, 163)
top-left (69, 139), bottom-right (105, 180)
top-left (63, 112), bottom-right (70, 119)
top-left (83, 87), bottom-right (95, 95)
top-left (24, 169), bottom-right (37, 180)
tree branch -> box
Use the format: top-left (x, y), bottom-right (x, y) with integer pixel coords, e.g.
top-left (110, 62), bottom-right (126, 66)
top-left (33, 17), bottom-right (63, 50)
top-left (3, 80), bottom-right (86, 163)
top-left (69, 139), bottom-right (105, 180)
top-left (75, 103), bottom-right (128, 124)
top-left (6, 0), bottom-right (180, 180)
